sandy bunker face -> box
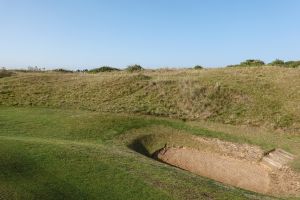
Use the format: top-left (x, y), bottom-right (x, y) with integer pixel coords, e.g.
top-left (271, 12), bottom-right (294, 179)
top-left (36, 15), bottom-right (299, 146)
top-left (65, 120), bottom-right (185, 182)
top-left (153, 137), bottom-right (300, 197)
top-left (157, 147), bottom-right (270, 194)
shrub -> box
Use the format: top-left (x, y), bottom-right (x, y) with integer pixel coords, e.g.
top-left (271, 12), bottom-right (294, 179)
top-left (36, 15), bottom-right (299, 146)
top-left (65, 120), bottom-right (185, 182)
top-left (0, 68), bottom-right (14, 78)
top-left (194, 65), bottom-right (203, 70)
top-left (269, 59), bottom-right (285, 66)
top-left (76, 69), bottom-right (88, 72)
top-left (52, 68), bottom-right (73, 73)
top-left (240, 59), bottom-right (265, 67)
top-left (88, 66), bottom-right (120, 73)
top-left (126, 65), bottom-right (144, 72)
top-left (284, 61), bottom-right (300, 68)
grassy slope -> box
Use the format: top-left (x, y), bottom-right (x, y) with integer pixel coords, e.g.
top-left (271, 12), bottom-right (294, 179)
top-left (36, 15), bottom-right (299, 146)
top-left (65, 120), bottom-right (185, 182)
top-left (0, 67), bottom-right (299, 199)
top-left (1, 67), bottom-right (300, 132)
top-left (0, 107), bottom-right (279, 200)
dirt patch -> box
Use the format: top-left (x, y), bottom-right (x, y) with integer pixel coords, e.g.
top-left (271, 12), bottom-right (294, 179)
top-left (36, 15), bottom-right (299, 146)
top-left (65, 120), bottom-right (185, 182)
top-left (153, 138), bottom-right (300, 197)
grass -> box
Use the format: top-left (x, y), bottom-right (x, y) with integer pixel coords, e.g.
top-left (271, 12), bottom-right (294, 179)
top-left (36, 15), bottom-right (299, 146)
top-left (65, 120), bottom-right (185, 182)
top-left (1, 106), bottom-right (300, 199)
top-left (0, 106), bottom-right (288, 200)
top-left (0, 138), bottom-right (172, 200)
top-left (0, 67), bottom-right (299, 133)
top-left (0, 70), bottom-right (14, 78)
top-left (88, 66), bottom-right (120, 73)
top-left (1, 67), bottom-right (299, 199)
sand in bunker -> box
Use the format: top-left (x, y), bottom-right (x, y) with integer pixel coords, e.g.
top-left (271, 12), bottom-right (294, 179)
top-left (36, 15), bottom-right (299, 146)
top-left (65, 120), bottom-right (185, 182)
top-left (157, 147), bottom-right (270, 194)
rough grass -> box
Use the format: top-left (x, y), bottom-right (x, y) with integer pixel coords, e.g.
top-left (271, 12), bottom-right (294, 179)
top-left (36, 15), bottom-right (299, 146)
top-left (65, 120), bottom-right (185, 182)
top-left (0, 70), bottom-right (14, 78)
top-left (0, 106), bottom-right (283, 200)
top-left (1, 67), bottom-right (299, 133)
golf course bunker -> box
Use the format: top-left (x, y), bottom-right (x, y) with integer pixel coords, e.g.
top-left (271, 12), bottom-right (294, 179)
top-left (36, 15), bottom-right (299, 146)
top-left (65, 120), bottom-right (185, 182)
top-left (144, 136), bottom-right (300, 197)
top-left (156, 147), bottom-right (270, 194)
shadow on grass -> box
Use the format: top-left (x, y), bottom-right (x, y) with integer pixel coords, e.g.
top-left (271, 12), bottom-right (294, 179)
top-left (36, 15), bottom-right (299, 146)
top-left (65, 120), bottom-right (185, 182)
top-left (127, 137), bottom-right (151, 157)
top-left (127, 135), bottom-right (167, 161)
top-left (0, 144), bottom-right (91, 200)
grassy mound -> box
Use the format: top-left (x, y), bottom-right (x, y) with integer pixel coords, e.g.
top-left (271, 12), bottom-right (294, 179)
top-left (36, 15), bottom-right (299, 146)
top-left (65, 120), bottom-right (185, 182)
top-left (88, 66), bottom-right (120, 73)
top-left (1, 67), bottom-right (299, 132)
top-left (1, 66), bottom-right (299, 199)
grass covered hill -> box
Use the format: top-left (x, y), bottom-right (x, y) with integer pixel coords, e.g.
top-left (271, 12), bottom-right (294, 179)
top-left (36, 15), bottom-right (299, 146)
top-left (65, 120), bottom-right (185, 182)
top-left (1, 66), bottom-right (300, 199)
top-left (1, 67), bottom-right (299, 133)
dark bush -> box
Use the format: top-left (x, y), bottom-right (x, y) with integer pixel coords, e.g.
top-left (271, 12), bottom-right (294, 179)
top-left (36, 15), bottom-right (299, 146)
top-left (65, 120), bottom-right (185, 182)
top-left (240, 59), bottom-right (265, 66)
top-left (76, 69), bottom-right (88, 73)
top-left (0, 68), bottom-right (14, 78)
top-left (126, 64), bottom-right (144, 72)
top-left (226, 59), bottom-right (265, 68)
top-left (284, 61), bottom-right (300, 68)
top-left (52, 68), bottom-right (73, 73)
top-left (88, 66), bottom-right (120, 73)
top-left (269, 59), bottom-right (285, 66)
top-left (194, 65), bottom-right (204, 69)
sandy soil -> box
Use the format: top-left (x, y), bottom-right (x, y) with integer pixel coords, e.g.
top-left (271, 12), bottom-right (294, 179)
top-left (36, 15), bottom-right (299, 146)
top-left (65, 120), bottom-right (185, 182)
top-left (154, 137), bottom-right (300, 197)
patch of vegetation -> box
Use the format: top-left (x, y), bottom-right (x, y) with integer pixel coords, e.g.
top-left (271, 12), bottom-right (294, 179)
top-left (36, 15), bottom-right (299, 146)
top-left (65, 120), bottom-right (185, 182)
top-left (131, 74), bottom-right (151, 81)
top-left (1, 67), bottom-right (300, 132)
top-left (194, 65), bottom-right (204, 70)
top-left (76, 69), bottom-right (88, 73)
top-left (284, 60), bottom-right (300, 68)
top-left (52, 68), bottom-right (73, 73)
top-left (126, 64), bottom-right (143, 72)
top-left (227, 59), bottom-right (265, 67)
top-left (88, 66), bottom-right (120, 73)
top-left (268, 59), bottom-right (300, 68)
top-left (268, 59), bottom-right (285, 66)
top-left (0, 68), bottom-right (14, 78)
top-left (240, 59), bottom-right (265, 67)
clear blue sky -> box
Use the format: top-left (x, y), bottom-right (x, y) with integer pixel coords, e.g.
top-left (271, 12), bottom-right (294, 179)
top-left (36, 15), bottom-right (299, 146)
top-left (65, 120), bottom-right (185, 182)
top-left (1, 0), bottom-right (300, 69)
